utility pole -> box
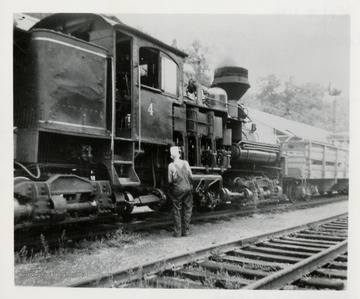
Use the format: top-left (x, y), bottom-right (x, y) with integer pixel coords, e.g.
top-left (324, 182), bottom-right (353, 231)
top-left (328, 83), bottom-right (342, 133)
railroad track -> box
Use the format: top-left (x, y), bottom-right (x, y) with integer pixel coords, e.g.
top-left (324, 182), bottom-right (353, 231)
top-left (61, 213), bottom-right (348, 289)
top-left (129, 194), bottom-right (348, 232)
top-left (14, 194), bottom-right (348, 250)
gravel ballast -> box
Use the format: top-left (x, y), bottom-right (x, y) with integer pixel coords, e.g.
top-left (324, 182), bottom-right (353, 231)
top-left (15, 201), bottom-right (348, 286)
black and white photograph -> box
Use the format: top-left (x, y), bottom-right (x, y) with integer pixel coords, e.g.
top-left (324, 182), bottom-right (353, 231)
top-left (2, 0), bottom-right (359, 298)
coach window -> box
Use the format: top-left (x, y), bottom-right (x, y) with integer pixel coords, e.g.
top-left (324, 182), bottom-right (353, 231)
top-left (161, 56), bottom-right (178, 96)
top-left (139, 47), bottom-right (159, 89)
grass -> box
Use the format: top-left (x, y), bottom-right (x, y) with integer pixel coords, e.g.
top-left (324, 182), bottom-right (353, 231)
top-left (15, 229), bottom-right (143, 265)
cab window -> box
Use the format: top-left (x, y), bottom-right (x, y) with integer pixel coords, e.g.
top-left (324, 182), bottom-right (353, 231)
top-left (140, 48), bottom-right (159, 89)
top-left (161, 56), bottom-right (177, 95)
top-left (139, 47), bottom-right (178, 96)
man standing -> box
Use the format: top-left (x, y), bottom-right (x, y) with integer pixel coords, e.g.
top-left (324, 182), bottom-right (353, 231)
top-left (168, 146), bottom-right (194, 237)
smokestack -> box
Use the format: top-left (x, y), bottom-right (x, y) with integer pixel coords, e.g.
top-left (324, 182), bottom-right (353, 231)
top-left (211, 66), bottom-right (250, 100)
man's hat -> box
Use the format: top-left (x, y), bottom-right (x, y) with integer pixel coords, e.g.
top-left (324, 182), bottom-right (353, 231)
top-left (170, 146), bottom-right (180, 158)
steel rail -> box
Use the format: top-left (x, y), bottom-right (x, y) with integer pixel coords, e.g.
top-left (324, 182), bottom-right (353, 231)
top-left (14, 194), bottom-right (347, 250)
top-left (59, 212), bottom-right (348, 287)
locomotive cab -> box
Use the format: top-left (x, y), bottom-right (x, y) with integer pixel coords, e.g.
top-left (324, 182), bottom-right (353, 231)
top-left (13, 14), bottom-right (189, 227)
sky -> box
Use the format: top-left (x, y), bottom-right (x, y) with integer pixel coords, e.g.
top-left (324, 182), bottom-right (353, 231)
top-left (117, 14), bottom-right (350, 101)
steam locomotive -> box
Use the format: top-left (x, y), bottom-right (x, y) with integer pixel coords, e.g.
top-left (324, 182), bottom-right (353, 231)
top-left (15, 13), bottom-right (343, 230)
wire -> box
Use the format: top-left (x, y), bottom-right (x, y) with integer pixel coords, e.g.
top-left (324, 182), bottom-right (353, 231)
top-left (14, 176), bottom-right (30, 182)
top-left (14, 161), bottom-right (41, 179)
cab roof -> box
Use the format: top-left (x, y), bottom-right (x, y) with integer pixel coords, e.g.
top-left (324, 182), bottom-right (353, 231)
top-left (31, 13), bottom-right (188, 58)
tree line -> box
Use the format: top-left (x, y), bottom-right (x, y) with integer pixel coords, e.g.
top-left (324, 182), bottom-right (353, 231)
top-left (183, 40), bottom-right (349, 134)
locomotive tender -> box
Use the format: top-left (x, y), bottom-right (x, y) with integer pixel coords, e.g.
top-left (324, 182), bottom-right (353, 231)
top-left (14, 13), bottom-right (291, 229)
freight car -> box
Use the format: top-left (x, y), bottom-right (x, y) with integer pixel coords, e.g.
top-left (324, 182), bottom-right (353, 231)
top-left (242, 107), bottom-right (349, 203)
top-left (282, 139), bottom-right (349, 202)
top-left (13, 13), bottom-right (290, 230)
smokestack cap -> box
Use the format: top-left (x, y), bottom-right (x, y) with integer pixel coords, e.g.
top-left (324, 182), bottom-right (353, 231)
top-left (212, 66), bottom-right (250, 100)
top-left (213, 66), bottom-right (250, 86)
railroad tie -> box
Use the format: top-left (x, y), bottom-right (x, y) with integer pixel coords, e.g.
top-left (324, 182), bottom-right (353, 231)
top-left (283, 236), bottom-right (337, 246)
top-left (257, 241), bottom-right (323, 254)
top-left (230, 248), bottom-right (302, 264)
top-left (295, 233), bottom-right (346, 242)
top-left (196, 260), bottom-right (269, 279)
top-left (313, 268), bottom-right (347, 280)
top-left (270, 238), bottom-right (330, 249)
top-left (146, 276), bottom-right (210, 289)
top-left (244, 245), bottom-right (313, 259)
top-left (326, 261), bottom-right (347, 270)
top-left (212, 254), bottom-right (285, 270)
top-left (296, 277), bottom-right (345, 290)
top-left (174, 268), bottom-right (250, 289)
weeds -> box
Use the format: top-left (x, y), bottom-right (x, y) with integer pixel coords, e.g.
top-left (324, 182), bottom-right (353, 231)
top-left (58, 230), bottom-right (69, 249)
top-left (15, 246), bottom-right (29, 264)
top-left (15, 228), bottom-right (142, 265)
top-left (15, 234), bottom-right (51, 264)
top-left (85, 229), bottom-right (141, 250)
top-left (40, 234), bottom-right (50, 257)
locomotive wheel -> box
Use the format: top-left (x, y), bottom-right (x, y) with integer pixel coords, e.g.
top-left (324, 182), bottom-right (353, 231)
top-left (194, 191), bottom-right (219, 212)
top-left (148, 203), bottom-right (159, 211)
top-left (123, 203), bottom-right (134, 215)
top-left (301, 183), bottom-right (311, 202)
top-left (287, 182), bottom-right (311, 203)
top-left (287, 183), bottom-right (299, 203)
top-left (121, 204), bottom-right (134, 222)
top-left (148, 188), bottom-right (168, 211)
top-left (302, 189), bottom-right (311, 201)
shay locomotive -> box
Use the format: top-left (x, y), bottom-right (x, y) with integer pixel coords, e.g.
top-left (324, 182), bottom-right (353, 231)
top-left (13, 14), bottom-right (346, 231)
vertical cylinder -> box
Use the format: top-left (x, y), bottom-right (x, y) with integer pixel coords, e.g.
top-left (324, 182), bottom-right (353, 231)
top-left (196, 84), bottom-right (203, 106)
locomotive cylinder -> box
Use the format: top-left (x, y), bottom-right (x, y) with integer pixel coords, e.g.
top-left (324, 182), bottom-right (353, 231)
top-left (231, 143), bottom-right (278, 163)
top-left (65, 201), bottom-right (97, 213)
top-left (222, 187), bottom-right (253, 201)
top-left (240, 140), bottom-right (280, 153)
